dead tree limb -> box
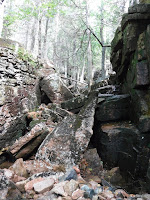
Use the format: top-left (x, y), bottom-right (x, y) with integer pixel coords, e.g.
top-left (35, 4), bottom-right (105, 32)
top-left (86, 27), bottom-right (111, 48)
top-left (81, 19), bottom-right (111, 48)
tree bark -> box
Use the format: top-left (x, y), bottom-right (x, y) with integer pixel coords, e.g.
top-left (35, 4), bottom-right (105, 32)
top-left (100, 0), bottom-right (106, 79)
top-left (80, 55), bottom-right (86, 83)
top-left (0, 2), bottom-right (4, 37)
top-left (25, 22), bottom-right (30, 50)
top-left (85, 0), bottom-right (93, 88)
top-left (43, 16), bottom-right (49, 60)
top-left (38, 17), bottom-right (42, 59)
top-left (87, 32), bottom-right (93, 87)
top-left (30, 18), bottom-right (37, 52)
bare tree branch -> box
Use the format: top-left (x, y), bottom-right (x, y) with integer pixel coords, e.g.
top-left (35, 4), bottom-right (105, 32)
top-left (87, 27), bottom-right (111, 47)
top-left (81, 19), bottom-right (111, 48)
top-left (0, 0), bottom-right (5, 4)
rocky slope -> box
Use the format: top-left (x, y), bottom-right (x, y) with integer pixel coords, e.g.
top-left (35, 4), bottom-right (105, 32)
top-left (1, 3), bottom-right (150, 200)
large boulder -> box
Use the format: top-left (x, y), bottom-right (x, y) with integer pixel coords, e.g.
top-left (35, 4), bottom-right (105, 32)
top-left (0, 169), bottom-right (23, 200)
top-left (35, 93), bottom-right (97, 171)
top-left (92, 122), bottom-right (139, 172)
top-left (9, 123), bottom-right (50, 160)
top-left (61, 96), bottom-right (88, 113)
top-left (96, 94), bottom-right (131, 122)
top-left (36, 73), bottom-right (73, 104)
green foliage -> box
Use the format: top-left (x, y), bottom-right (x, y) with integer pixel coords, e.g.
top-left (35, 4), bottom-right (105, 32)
top-left (3, 0), bottom-right (69, 28)
top-left (2, 0), bottom-right (127, 86)
top-left (4, 12), bottom-right (18, 27)
top-left (17, 47), bottom-right (38, 68)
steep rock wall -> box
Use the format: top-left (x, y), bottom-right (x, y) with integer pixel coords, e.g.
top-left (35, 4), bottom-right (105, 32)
top-left (109, 3), bottom-right (150, 192)
top-left (0, 40), bottom-right (38, 149)
top-left (111, 4), bottom-right (150, 133)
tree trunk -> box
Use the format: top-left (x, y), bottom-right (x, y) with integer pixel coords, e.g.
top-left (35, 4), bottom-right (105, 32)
top-left (80, 55), bottom-right (86, 83)
top-left (85, 0), bottom-right (93, 88)
top-left (25, 22), bottom-right (30, 50)
top-left (87, 32), bottom-right (93, 87)
top-left (0, 2), bottom-right (4, 37)
top-left (72, 41), bottom-right (76, 82)
top-left (43, 16), bottom-right (49, 60)
top-left (100, 0), bottom-right (106, 79)
top-left (53, 9), bottom-right (60, 71)
top-left (120, 0), bottom-right (126, 13)
top-left (38, 17), bottom-right (42, 59)
top-left (30, 18), bottom-right (37, 52)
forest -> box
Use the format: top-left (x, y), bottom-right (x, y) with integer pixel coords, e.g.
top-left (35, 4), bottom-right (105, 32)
top-left (0, 0), bottom-right (133, 87)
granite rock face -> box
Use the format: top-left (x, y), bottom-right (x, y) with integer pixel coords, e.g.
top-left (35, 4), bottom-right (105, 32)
top-left (0, 38), bottom-right (72, 152)
top-left (96, 94), bottom-right (131, 122)
top-left (110, 3), bottom-right (150, 192)
top-left (0, 45), bottom-right (38, 149)
top-left (94, 122), bottom-right (139, 172)
top-left (0, 169), bottom-right (23, 200)
top-left (111, 4), bottom-right (150, 133)
top-left (36, 72), bottom-right (73, 104)
top-left (35, 93), bottom-right (97, 171)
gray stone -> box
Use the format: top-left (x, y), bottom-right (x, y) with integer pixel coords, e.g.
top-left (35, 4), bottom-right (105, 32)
top-left (64, 179), bottom-right (79, 196)
top-left (61, 95), bottom-right (88, 113)
top-left (128, 4), bottom-right (150, 14)
top-left (91, 121), bottom-right (140, 174)
top-left (51, 181), bottom-right (68, 197)
top-left (142, 194), bottom-right (150, 200)
top-left (82, 148), bottom-right (103, 176)
top-left (36, 93), bottom-right (97, 171)
top-left (0, 42), bottom-right (39, 150)
top-left (0, 170), bottom-right (23, 200)
top-left (136, 61), bottom-right (149, 86)
top-left (33, 178), bottom-right (55, 193)
top-left (146, 160), bottom-right (150, 192)
top-left (10, 123), bottom-right (49, 159)
top-left (37, 73), bottom-right (73, 104)
top-left (96, 94), bottom-right (130, 122)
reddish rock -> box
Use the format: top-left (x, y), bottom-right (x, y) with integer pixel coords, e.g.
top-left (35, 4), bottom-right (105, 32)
top-left (0, 44), bottom-right (38, 150)
top-left (16, 180), bottom-right (28, 192)
top-left (11, 174), bottom-right (26, 183)
top-left (81, 148), bottom-right (103, 176)
top-left (23, 160), bottom-right (50, 175)
top-left (73, 166), bottom-right (80, 174)
top-left (72, 189), bottom-right (84, 199)
top-left (33, 178), bottom-right (55, 193)
top-left (62, 197), bottom-right (72, 200)
top-left (64, 179), bottom-right (79, 196)
top-left (103, 190), bottom-right (114, 199)
top-left (9, 158), bottom-right (29, 178)
top-left (114, 189), bottom-right (129, 198)
top-left (10, 123), bottom-right (49, 160)
top-left (51, 181), bottom-right (68, 197)
top-left (25, 177), bottom-right (44, 191)
top-left (0, 169), bottom-right (22, 199)
top-left (89, 180), bottom-right (99, 190)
